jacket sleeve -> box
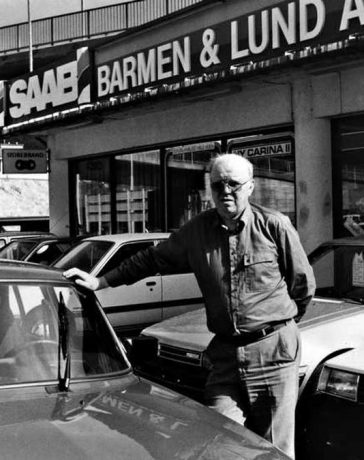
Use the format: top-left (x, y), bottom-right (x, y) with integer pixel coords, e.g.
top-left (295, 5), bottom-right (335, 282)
top-left (276, 216), bottom-right (316, 322)
top-left (103, 229), bottom-right (190, 287)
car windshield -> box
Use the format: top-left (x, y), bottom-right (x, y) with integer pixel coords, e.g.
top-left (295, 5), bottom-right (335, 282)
top-left (0, 240), bottom-right (40, 260)
top-left (53, 241), bottom-right (114, 272)
top-left (310, 243), bottom-right (364, 303)
top-left (0, 281), bottom-right (129, 386)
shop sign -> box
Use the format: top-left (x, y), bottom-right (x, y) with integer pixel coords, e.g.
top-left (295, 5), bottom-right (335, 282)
top-left (3, 0), bottom-right (364, 126)
top-left (5, 47), bottom-right (91, 125)
top-left (96, 0), bottom-right (364, 99)
top-left (234, 140), bottom-right (292, 158)
top-left (2, 148), bottom-right (48, 174)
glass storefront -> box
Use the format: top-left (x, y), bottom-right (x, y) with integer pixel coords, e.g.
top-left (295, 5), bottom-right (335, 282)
top-left (69, 129), bottom-right (296, 236)
top-left (166, 142), bottom-right (220, 230)
top-left (333, 116), bottom-right (364, 238)
top-left (74, 157), bottom-right (111, 236)
top-left (228, 133), bottom-right (296, 223)
top-left (114, 151), bottom-right (161, 233)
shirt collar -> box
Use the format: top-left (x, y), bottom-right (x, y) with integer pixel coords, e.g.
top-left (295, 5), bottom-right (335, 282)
top-left (213, 203), bottom-right (252, 233)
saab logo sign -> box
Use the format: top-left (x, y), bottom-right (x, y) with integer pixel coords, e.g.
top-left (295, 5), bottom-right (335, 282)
top-left (239, 141), bottom-right (292, 158)
top-left (6, 47), bottom-right (90, 125)
top-left (2, 149), bottom-right (48, 174)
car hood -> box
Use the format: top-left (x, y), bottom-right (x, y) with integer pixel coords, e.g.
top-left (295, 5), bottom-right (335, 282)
top-left (320, 347), bottom-right (364, 373)
top-left (0, 373), bottom-right (288, 460)
top-left (142, 298), bottom-right (364, 357)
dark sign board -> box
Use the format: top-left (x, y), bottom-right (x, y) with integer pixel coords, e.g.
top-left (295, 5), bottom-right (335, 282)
top-left (3, 0), bottom-right (364, 125)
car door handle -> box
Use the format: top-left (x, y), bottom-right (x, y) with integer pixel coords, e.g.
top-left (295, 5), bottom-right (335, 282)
top-left (146, 281), bottom-right (156, 286)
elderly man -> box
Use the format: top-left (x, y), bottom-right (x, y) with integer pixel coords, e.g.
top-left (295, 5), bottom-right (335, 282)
top-left (64, 153), bottom-right (315, 458)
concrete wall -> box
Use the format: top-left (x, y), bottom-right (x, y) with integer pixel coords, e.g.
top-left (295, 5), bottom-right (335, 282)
top-left (293, 77), bottom-right (332, 253)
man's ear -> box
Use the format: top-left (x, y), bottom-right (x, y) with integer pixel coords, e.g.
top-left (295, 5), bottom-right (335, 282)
top-left (247, 179), bottom-right (255, 196)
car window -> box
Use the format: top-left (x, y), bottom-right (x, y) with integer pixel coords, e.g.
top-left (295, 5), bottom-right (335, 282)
top-left (53, 241), bottom-right (114, 272)
top-left (0, 239), bottom-right (6, 249)
top-left (0, 240), bottom-right (39, 260)
top-left (27, 242), bottom-right (72, 265)
top-left (98, 241), bottom-right (155, 277)
top-left (0, 282), bottom-right (128, 385)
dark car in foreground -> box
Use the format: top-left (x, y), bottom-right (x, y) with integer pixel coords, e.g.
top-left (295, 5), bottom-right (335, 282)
top-left (302, 347), bottom-right (364, 460)
top-left (0, 260), bottom-right (289, 459)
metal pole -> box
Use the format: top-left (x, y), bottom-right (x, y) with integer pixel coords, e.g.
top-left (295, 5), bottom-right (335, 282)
top-left (27, 0), bottom-right (33, 72)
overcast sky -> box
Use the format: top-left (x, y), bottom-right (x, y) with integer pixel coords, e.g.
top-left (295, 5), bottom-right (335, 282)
top-left (0, 0), bottom-right (128, 26)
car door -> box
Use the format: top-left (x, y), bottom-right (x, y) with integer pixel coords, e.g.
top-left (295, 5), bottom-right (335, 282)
top-left (161, 270), bottom-right (204, 320)
top-left (94, 240), bottom-right (163, 337)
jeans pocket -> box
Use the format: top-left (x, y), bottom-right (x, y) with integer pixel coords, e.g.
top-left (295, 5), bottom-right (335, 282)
top-left (275, 324), bottom-right (299, 363)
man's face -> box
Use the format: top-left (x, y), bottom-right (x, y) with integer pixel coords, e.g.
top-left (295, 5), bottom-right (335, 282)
top-left (210, 158), bottom-right (254, 222)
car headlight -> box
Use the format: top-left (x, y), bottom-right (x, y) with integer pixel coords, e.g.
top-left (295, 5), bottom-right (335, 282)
top-left (317, 367), bottom-right (359, 401)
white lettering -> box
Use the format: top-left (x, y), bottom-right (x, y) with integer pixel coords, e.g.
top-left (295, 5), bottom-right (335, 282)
top-left (272, 3), bottom-right (296, 49)
top-left (231, 20), bottom-right (249, 59)
top-left (110, 61), bottom-right (124, 93)
top-left (248, 10), bottom-right (269, 54)
top-left (9, 79), bottom-right (28, 118)
top-left (173, 37), bottom-right (191, 75)
top-left (137, 49), bottom-right (156, 85)
top-left (158, 43), bottom-right (173, 80)
top-left (55, 61), bottom-right (77, 105)
top-left (41, 69), bottom-right (58, 110)
top-left (123, 56), bottom-right (137, 90)
top-left (97, 65), bottom-right (111, 97)
top-left (299, 0), bottom-right (325, 41)
top-left (340, 0), bottom-right (364, 30)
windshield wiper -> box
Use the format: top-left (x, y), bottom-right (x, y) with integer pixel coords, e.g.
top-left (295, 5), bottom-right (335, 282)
top-left (58, 292), bottom-right (71, 392)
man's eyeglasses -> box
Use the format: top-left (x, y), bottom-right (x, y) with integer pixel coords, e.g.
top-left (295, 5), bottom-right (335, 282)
top-left (211, 178), bottom-right (251, 194)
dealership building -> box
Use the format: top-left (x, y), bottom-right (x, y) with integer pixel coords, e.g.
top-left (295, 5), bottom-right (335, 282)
top-left (2, 0), bottom-right (364, 254)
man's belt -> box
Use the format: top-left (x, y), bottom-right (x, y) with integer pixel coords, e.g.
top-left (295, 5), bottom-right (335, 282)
top-left (218, 319), bottom-right (291, 346)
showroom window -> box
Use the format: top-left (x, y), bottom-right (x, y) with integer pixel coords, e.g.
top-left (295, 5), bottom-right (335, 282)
top-left (166, 141), bottom-right (221, 230)
top-left (70, 128), bottom-right (296, 236)
top-left (228, 133), bottom-right (296, 224)
top-left (114, 151), bottom-right (161, 233)
top-left (73, 157), bottom-right (111, 236)
top-left (333, 116), bottom-right (364, 238)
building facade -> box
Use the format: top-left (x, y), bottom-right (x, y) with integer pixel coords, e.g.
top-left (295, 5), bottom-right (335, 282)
top-left (3, 0), bottom-right (364, 254)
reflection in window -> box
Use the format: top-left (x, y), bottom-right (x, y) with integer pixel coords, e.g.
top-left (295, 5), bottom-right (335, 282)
top-left (74, 158), bottom-right (111, 236)
top-left (0, 282), bottom-right (128, 385)
top-left (115, 152), bottom-right (161, 233)
top-left (166, 142), bottom-right (220, 230)
top-left (332, 117), bottom-right (364, 237)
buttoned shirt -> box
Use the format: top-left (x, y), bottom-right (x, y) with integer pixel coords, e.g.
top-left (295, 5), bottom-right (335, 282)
top-left (104, 203), bottom-right (316, 336)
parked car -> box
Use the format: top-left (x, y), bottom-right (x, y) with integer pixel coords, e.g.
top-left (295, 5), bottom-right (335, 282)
top-left (52, 233), bottom-right (204, 337)
top-left (0, 236), bottom-right (79, 266)
top-left (0, 260), bottom-right (290, 460)
top-left (0, 231), bottom-right (55, 249)
top-left (130, 236), bottom-right (364, 404)
top-left (299, 347), bottom-right (364, 460)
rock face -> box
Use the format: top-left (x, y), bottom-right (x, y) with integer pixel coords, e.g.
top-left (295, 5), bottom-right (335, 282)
top-left (0, 178), bottom-right (49, 217)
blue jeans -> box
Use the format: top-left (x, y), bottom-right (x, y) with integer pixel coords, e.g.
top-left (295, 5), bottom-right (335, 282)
top-left (205, 320), bottom-right (300, 459)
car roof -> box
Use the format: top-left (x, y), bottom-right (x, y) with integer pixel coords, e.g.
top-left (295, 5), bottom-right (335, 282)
top-left (0, 260), bottom-right (66, 282)
top-left (81, 232), bottom-right (170, 243)
top-left (8, 236), bottom-right (76, 244)
top-left (0, 231), bottom-right (54, 237)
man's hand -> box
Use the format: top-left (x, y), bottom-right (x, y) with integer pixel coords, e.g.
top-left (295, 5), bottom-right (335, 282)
top-left (63, 268), bottom-right (107, 291)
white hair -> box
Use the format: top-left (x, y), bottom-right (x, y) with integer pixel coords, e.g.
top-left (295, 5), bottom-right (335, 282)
top-left (210, 153), bottom-right (254, 179)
